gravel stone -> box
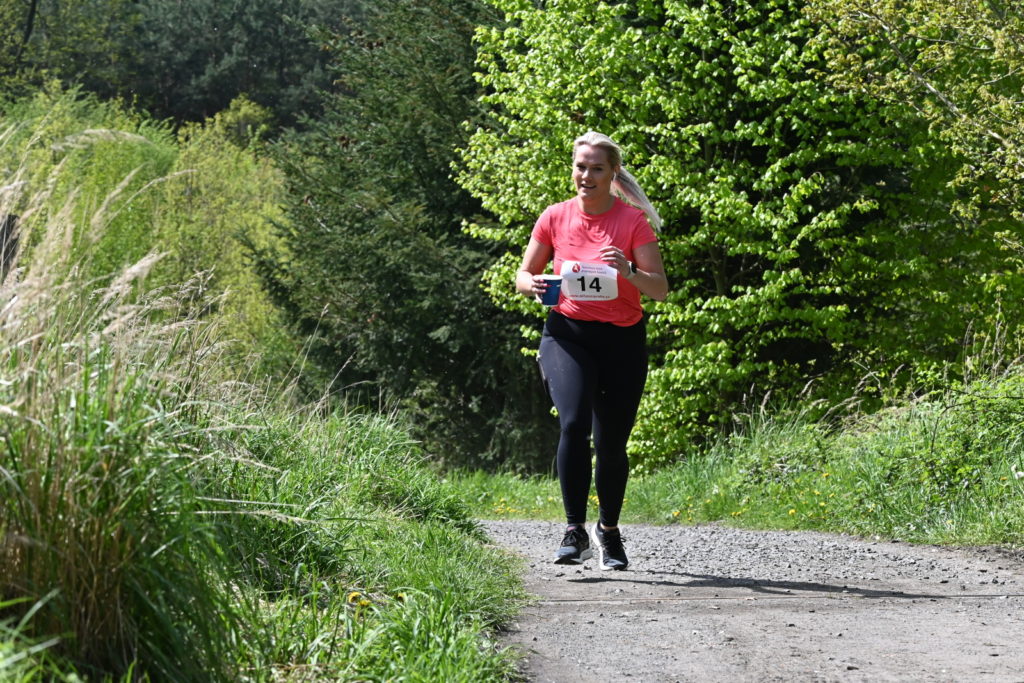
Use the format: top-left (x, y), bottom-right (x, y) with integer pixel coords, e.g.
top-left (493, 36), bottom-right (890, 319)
top-left (483, 520), bottom-right (1024, 682)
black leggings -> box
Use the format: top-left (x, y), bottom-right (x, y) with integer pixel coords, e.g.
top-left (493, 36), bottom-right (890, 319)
top-left (538, 311), bottom-right (648, 528)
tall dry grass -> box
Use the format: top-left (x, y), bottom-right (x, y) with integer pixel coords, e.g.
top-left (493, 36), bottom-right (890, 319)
top-left (0, 126), bottom-right (246, 680)
top-left (0, 117), bottom-right (525, 681)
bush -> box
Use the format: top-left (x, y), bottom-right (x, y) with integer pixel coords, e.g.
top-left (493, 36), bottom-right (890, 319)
top-left (457, 0), bottom-right (1021, 469)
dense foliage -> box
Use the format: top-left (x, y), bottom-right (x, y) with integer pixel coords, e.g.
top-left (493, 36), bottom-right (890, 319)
top-left (0, 0), bottom-right (351, 128)
top-left (0, 0), bottom-right (138, 99)
top-left (458, 0), bottom-right (1024, 467)
top-left (262, 0), bottom-right (557, 469)
top-left (806, 0), bottom-right (1024, 222)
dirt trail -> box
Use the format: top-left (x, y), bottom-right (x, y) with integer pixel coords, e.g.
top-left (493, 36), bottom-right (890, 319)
top-left (482, 520), bottom-right (1024, 682)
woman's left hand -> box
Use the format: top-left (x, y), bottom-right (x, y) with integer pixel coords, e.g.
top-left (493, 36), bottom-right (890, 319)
top-left (601, 242), bottom-right (669, 300)
top-left (599, 245), bottom-right (630, 278)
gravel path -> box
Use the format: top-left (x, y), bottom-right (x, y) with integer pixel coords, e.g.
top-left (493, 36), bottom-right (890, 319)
top-left (482, 520), bottom-right (1024, 682)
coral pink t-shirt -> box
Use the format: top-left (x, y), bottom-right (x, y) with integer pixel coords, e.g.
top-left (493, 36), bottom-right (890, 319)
top-left (531, 198), bottom-right (658, 326)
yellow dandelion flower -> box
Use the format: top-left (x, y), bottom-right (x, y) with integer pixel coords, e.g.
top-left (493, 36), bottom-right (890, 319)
top-left (788, 509), bottom-right (796, 515)
top-left (672, 510), bottom-right (681, 517)
top-left (347, 591), bottom-right (362, 604)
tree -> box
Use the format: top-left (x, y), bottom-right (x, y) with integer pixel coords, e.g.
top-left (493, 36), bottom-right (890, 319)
top-left (2, 0), bottom-right (38, 65)
top-left (261, 0), bottom-right (557, 469)
top-left (806, 0), bottom-right (1024, 222)
top-left (458, 0), bottom-right (1021, 466)
top-left (0, 0), bottom-right (138, 99)
top-left (121, 0), bottom-right (352, 127)
top-left (0, 0), bottom-right (351, 129)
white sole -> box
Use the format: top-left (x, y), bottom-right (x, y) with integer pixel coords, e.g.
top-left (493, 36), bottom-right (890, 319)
top-left (592, 523), bottom-right (628, 571)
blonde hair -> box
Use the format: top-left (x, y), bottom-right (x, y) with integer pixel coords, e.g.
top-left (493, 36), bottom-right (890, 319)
top-left (573, 131), bottom-right (662, 231)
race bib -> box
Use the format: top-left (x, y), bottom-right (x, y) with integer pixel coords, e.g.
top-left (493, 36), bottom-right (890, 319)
top-left (559, 261), bottom-right (619, 301)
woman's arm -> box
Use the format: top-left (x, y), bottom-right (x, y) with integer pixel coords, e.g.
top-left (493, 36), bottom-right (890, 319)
top-left (629, 241), bottom-right (669, 301)
top-left (599, 241), bottom-right (669, 301)
top-left (516, 237), bottom-right (555, 298)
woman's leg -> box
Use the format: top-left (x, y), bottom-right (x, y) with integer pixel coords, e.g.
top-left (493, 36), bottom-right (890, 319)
top-left (539, 330), bottom-right (598, 526)
top-left (591, 325), bottom-right (648, 528)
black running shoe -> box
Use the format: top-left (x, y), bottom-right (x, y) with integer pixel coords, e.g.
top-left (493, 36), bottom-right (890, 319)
top-left (591, 522), bottom-right (628, 570)
top-left (554, 525), bottom-right (593, 564)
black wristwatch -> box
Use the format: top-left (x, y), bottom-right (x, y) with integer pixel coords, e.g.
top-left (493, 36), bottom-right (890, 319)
top-left (626, 261), bottom-right (638, 279)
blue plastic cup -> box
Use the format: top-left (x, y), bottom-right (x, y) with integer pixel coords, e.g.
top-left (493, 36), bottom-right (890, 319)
top-left (538, 274), bottom-right (563, 306)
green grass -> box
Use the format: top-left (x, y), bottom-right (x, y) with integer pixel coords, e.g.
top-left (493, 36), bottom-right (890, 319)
top-left (454, 375), bottom-right (1024, 549)
top-left (0, 130), bottom-right (524, 680)
top-left (198, 411), bottom-right (526, 680)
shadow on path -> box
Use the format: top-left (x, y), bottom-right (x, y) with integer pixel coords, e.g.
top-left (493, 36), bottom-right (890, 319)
top-left (565, 570), bottom-right (945, 600)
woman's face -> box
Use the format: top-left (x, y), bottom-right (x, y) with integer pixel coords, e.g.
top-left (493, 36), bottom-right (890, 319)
top-left (573, 144), bottom-right (616, 204)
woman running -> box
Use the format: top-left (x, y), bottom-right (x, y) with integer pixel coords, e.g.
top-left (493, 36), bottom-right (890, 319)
top-left (515, 131), bottom-right (668, 570)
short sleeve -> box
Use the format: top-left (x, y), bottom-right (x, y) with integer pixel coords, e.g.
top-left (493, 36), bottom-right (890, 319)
top-left (531, 206), bottom-right (554, 246)
top-left (632, 212), bottom-right (658, 250)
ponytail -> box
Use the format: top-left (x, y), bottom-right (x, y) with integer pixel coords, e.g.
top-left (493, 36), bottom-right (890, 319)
top-left (574, 131), bottom-right (662, 232)
top-left (612, 167), bottom-right (662, 232)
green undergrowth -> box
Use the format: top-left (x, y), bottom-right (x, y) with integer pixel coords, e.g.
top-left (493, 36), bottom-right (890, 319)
top-left (0, 131), bottom-right (522, 680)
top-left (207, 411), bottom-right (524, 682)
top-left (457, 371), bottom-right (1024, 548)
top-left (0, 269), bottom-right (523, 679)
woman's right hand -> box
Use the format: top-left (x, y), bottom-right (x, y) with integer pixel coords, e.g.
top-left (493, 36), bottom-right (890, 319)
top-left (530, 274), bottom-right (550, 297)
top-left (517, 271), bottom-right (548, 298)
top-left (516, 238), bottom-right (555, 297)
